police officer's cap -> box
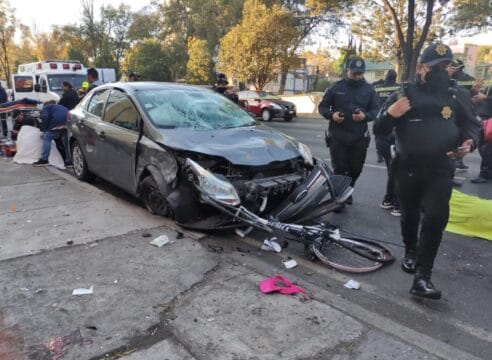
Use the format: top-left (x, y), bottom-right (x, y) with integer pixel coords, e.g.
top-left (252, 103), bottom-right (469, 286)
top-left (419, 43), bottom-right (453, 67)
top-left (348, 57), bottom-right (365, 73)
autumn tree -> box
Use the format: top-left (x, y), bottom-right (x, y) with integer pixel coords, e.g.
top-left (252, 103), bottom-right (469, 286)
top-left (186, 37), bottom-right (214, 84)
top-left (218, 0), bottom-right (300, 91)
top-left (0, 0), bottom-right (17, 86)
top-left (350, 0), bottom-right (442, 80)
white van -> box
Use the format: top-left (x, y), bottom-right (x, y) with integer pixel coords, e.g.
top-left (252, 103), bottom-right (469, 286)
top-left (12, 60), bottom-right (88, 103)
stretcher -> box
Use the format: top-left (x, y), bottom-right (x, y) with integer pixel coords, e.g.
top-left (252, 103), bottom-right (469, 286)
top-left (0, 98), bottom-right (41, 138)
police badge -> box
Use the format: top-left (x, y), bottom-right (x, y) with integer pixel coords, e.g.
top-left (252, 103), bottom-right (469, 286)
top-left (441, 106), bottom-right (452, 120)
top-left (435, 44), bottom-right (447, 56)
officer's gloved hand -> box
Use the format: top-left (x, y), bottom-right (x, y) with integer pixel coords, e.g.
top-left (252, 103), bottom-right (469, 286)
top-left (387, 97), bottom-right (411, 118)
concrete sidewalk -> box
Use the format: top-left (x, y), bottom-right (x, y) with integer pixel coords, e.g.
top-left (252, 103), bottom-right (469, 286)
top-left (0, 159), bottom-right (485, 359)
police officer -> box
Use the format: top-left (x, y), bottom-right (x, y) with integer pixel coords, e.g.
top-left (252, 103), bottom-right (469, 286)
top-left (375, 43), bottom-right (480, 299)
top-left (374, 70), bottom-right (401, 216)
top-left (319, 57), bottom-right (379, 204)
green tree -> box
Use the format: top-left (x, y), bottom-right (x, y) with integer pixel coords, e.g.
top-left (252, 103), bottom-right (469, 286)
top-left (186, 37), bottom-right (213, 84)
top-left (122, 39), bottom-right (171, 82)
top-left (449, 0), bottom-right (492, 33)
top-left (218, 0), bottom-right (300, 91)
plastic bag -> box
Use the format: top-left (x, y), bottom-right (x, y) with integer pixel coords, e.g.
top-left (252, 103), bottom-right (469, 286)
top-left (13, 125), bottom-right (65, 169)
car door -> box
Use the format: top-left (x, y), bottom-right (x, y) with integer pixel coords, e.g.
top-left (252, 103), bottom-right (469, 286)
top-left (76, 88), bottom-right (110, 176)
top-left (98, 89), bottom-right (140, 194)
top-left (247, 91), bottom-right (262, 115)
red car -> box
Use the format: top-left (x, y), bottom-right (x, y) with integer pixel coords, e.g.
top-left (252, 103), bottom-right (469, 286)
top-left (238, 91), bottom-right (296, 121)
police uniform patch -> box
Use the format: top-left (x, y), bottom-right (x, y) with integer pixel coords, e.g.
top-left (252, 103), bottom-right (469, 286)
top-left (435, 44), bottom-right (447, 56)
top-left (441, 106), bottom-right (452, 119)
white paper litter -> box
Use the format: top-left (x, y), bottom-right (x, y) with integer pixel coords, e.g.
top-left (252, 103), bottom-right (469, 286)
top-left (344, 279), bottom-right (360, 290)
top-left (72, 286), bottom-right (94, 296)
top-left (261, 238), bottom-right (282, 253)
top-left (283, 259), bottom-right (298, 269)
top-left (150, 235), bottom-right (170, 247)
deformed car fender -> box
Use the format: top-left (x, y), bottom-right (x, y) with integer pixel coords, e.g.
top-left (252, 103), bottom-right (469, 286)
top-left (135, 136), bottom-right (178, 197)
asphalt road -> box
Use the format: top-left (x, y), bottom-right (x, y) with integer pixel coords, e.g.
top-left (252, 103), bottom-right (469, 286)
top-left (257, 116), bottom-right (492, 358)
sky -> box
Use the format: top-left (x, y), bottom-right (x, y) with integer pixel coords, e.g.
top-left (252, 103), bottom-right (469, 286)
top-left (13, 0), bottom-right (152, 33)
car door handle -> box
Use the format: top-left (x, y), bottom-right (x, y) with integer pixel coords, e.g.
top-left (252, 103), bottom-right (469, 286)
top-left (98, 131), bottom-right (106, 139)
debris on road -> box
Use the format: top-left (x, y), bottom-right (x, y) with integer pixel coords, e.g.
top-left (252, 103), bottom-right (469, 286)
top-left (149, 235), bottom-right (170, 247)
top-left (207, 244), bottom-right (224, 253)
top-left (283, 259), bottom-right (298, 269)
top-left (72, 286), bottom-right (94, 296)
top-left (66, 240), bottom-right (74, 245)
top-left (344, 279), bottom-right (360, 290)
top-left (142, 232), bottom-right (152, 238)
top-left (261, 237), bottom-right (282, 253)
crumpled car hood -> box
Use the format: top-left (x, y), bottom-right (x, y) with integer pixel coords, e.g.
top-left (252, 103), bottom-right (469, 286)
top-left (153, 125), bottom-right (301, 166)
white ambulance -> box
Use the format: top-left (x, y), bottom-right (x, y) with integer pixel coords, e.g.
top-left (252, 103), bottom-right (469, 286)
top-left (12, 60), bottom-right (88, 103)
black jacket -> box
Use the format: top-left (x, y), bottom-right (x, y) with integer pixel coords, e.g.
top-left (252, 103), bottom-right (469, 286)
top-left (59, 89), bottom-right (80, 110)
top-left (374, 81), bottom-right (481, 163)
top-left (319, 78), bottom-right (379, 145)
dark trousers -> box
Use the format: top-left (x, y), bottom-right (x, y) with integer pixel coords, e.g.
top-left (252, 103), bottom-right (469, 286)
top-left (396, 159), bottom-right (453, 271)
top-left (0, 113), bottom-right (7, 137)
top-left (329, 137), bottom-right (369, 187)
top-left (376, 134), bottom-right (398, 204)
top-left (478, 141), bottom-right (492, 179)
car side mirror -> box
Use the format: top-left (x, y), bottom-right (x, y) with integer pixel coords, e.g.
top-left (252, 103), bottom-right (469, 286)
top-left (254, 98), bottom-right (261, 102)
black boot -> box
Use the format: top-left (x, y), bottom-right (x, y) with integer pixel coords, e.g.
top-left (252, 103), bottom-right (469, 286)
top-left (401, 250), bottom-right (416, 274)
top-left (410, 269), bottom-right (441, 300)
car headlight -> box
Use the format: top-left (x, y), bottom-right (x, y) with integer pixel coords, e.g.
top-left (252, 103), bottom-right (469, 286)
top-left (186, 158), bottom-right (241, 206)
top-left (271, 103), bottom-right (283, 110)
top-left (298, 142), bottom-right (313, 166)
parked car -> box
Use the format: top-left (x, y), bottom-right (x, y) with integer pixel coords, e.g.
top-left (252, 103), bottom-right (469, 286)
top-left (69, 82), bottom-right (351, 229)
top-left (238, 91), bottom-right (296, 121)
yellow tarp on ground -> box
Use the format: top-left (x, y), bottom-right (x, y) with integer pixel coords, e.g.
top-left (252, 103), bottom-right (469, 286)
top-left (446, 190), bottom-right (492, 241)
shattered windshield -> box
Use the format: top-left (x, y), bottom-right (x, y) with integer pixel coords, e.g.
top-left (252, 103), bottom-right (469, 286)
top-left (135, 88), bottom-right (256, 130)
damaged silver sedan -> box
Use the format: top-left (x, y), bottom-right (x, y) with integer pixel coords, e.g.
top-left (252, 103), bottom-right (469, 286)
top-left (68, 83), bottom-right (353, 230)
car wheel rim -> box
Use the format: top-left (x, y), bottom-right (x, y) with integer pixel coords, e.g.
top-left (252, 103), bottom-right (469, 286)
top-left (145, 185), bottom-right (168, 215)
top-left (262, 110), bottom-right (270, 121)
top-left (73, 146), bottom-right (84, 176)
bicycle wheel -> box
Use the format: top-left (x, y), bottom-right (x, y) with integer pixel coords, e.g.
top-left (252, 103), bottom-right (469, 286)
top-left (310, 236), bottom-right (394, 273)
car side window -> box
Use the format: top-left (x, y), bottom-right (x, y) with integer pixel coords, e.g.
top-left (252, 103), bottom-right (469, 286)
top-left (87, 89), bottom-right (110, 117)
top-left (103, 90), bottom-right (139, 131)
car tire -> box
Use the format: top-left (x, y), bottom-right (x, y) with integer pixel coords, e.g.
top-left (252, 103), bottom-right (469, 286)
top-left (284, 116), bottom-right (292, 122)
top-left (71, 140), bottom-right (94, 182)
top-left (261, 108), bottom-right (272, 121)
top-left (140, 176), bottom-right (171, 217)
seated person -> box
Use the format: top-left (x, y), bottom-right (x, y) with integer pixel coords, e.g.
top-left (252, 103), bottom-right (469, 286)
top-left (33, 101), bottom-right (69, 166)
top-left (11, 109), bottom-right (38, 140)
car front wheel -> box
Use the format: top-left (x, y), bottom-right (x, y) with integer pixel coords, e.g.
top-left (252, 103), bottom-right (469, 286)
top-left (261, 108), bottom-right (272, 121)
top-left (140, 176), bottom-right (171, 217)
top-left (72, 141), bottom-right (94, 182)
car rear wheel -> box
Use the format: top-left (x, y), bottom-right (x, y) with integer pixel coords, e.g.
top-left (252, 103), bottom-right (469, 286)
top-left (140, 176), bottom-right (171, 217)
top-left (261, 109), bottom-right (272, 121)
top-left (72, 141), bottom-right (94, 182)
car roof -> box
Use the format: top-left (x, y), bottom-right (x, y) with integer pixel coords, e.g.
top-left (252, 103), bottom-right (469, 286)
top-left (97, 82), bottom-right (212, 94)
